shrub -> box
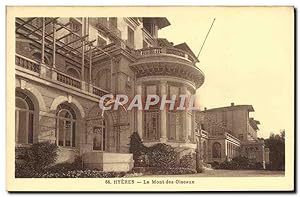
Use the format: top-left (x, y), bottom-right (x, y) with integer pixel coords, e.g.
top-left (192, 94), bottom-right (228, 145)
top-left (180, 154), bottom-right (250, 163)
top-left (151, 167), bottom-right (197, 175)
top-left (129, 132), bottom-right (147, 167)
top-left (24, 142), bottom-right (58, 171)
top-left (180, 153), bottom-right (196, 169)
top-left (15, 163), bottom-right (39, 178)
top-left (15, 142), bottom-right (58, 177)
top-left (147, 143), bottom-right (178, 168)
top-left (33, 170), bottom-right (127, 178)
top-left (210, 161), bottom-right (220, 168)
top-left (214, 156), bottom-right (264, 170)
top-left (132, 167), bottom-right (196, 175)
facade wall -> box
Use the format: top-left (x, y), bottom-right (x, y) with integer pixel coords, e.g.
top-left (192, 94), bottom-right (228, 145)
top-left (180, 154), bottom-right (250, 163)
top-left (15, 17), bottom-right (206, 171)
top-left (197, 105), bottom-right (267, 166)
top-left (200, 107), bottom-right (251, 141)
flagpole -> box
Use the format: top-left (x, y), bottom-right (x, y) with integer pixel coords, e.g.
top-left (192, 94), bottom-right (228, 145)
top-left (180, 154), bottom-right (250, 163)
top-left (197, 18), bottom-right (216, 59)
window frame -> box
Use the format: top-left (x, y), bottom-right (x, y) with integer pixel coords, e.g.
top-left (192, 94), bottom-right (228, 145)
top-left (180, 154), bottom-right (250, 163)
top-left (56, 105), bottom-right (77, 148)
top-left (15, 92), bottom-right (35, 144)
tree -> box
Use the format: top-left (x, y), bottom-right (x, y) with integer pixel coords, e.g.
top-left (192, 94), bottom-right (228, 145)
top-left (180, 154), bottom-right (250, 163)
top-left (129, 132), bottom-right (147, 166)
top-left (264, 130), bottom-right (285, 170)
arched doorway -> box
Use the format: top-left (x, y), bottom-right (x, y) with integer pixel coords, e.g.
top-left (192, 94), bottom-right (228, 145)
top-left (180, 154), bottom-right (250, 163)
top-left (92, 119), bottom-right (107, 151)
top-left (212, 142), bottom-right (222, 159)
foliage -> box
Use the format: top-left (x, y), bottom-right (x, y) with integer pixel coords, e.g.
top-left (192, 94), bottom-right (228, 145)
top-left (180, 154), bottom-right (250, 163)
top-left (24, 142), bottom-right (58, 171)
top-left (147, 143), bottom-right (179, 168)
top-left (129, 133), bottom-right (198, 174)
top-left (16, 152), bottom-right (128, 178)
top-left (264, 130), bottom-right (285, 170)
top-left (214, 156), bottom-right (263, 170)
top-left (179, 153), bottom-right (196, 169)
top-left (132, 167), bottom-right (196, 175)
top-left (21, 170), bottom-right (126, 178)
top-left (15, 163), bottom-right (38, 178)
top-left (15, 142), bottom-right (58, 177)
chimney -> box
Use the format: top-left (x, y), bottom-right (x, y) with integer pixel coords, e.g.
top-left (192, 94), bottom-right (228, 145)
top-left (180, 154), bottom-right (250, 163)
top-left (231, 102), bottom-right (234, 106)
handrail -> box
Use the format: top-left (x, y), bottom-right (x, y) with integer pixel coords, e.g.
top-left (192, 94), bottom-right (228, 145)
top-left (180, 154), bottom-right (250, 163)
top-left (93, 86), bottom-right (109, 97)
top-left (16, 54), bottom-right (112, 97)
top-left (15, 54), bottom-right (40, 73)
top-left (135, 47), bottom-right (197, 63)
top-left (56, 71), bottom-right (81, 89)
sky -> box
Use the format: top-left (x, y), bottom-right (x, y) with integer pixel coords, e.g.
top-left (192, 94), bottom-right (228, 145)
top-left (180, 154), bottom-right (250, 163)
top-left (159, 7), bottom-right (294, 138)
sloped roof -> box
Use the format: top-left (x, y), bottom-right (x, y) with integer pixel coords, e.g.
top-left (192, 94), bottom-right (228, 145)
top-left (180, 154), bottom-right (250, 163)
top-left (200, 105), bottom-right (255, 113)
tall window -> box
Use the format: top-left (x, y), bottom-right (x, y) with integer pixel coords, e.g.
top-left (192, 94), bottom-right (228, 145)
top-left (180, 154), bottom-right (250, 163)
top-left (65, 19), bottom-right (82, 48)
top-left (247, 147), bottom-right (256, 159)
top-left (15, 91), bottom-right (34, 144)
top-left (212, 142), bottom-right (222, 158)
top-left (93, 119), bottom-right (106, 151)
top-left (127, 27), bottom-right (134, 48)
top-left (66, 67), bottom-right (80, 79)
top-left (238, 134), bottom-right (244, 141)
top-left (109, 17), bottom-right (117, 29)
top-left (56, 104), bottom-right (76, 147)
top-left (144, 111), bottom-right (159, 140)
top-left (187, 113), bottom-right (192, 141)
top-left (144, 85), bottom-right (159, 140)
top-left (167, 85), bottom-right (181, 141)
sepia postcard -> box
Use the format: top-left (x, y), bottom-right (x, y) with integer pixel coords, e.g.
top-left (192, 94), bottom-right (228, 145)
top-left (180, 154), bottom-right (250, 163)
top-left (6, 6), bottom-right (294, 192)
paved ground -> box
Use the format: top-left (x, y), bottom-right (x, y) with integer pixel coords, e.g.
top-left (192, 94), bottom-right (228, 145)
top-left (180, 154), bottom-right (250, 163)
top-left (143, 169), bottom-right (285, 177)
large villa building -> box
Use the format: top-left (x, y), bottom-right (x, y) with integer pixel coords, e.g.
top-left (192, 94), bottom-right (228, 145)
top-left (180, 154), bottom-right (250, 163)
top-left (195, 103), bottom-right (269, 168)
top-left (15, 17), bottom-right (268, 171)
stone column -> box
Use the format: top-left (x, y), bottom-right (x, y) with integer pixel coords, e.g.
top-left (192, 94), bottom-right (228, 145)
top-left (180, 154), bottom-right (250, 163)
top-left (81, 18), bottom-right (86, 91)
top-left (136, 84), bottom-right (143, 140)
top-left (51, 20), bottom-right (57, 80)
top-left (225, 140), bottom-right (228, 159)
top-left (231, 144), bottom-right (234, 158)
top-left (40, 18), bottom-right (47, 78)
top-left (181, 86), bottom-right (189, 142)
top-left (160, 81), bottom-right (167, 142)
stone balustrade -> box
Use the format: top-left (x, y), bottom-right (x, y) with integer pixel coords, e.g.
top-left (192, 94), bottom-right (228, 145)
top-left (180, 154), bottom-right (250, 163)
top-left (16, 54), bottom-right (108, 97)
top-left (15, 54), bottom-right (40, 73)
top-left (134, 47), bottom-right (197, 63)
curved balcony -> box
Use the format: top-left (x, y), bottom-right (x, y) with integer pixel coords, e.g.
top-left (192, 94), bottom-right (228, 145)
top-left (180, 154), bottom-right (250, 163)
top-left (131, 47), bottom-right (205, 88)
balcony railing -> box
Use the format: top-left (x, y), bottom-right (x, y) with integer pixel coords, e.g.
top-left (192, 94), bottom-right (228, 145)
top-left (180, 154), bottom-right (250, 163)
top-left (16, 54), bottom-right (109, 98)
top-left (56, 71), bottom-right (81, 89)
top-left (15, 54), bottom-right (40, 73)
top-left (93, 86), bottom-right (108, 97)
top-left (135, 47), bottom-right (197, 63)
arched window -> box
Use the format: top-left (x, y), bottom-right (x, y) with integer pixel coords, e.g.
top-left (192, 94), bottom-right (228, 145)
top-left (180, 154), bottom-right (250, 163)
top-left (15, 91), bottom-right (34, 144)
top-left (93, 119), bottom-right (106, 151)
top-left (66, 67), bottom-right (80, 79)
top-left (56, 104), bottom-right (76, 147)
top-left (247, 147), bottom-right (256, 159)
top-left (212, 142), bottom-right (222, 158)
top-left (32, 52), bottom-right (51, 66)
